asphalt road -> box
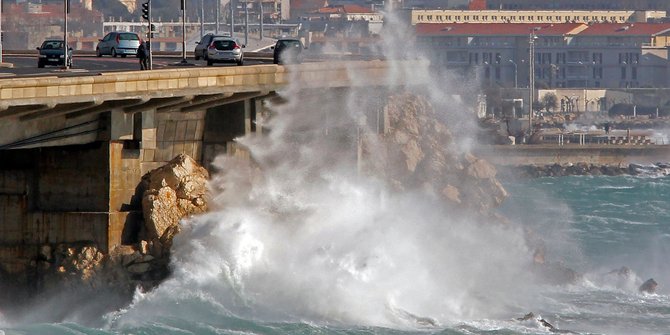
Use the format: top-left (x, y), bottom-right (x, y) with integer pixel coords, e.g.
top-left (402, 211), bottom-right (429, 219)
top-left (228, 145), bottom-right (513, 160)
top-left (0, 54), bottom-right (269, 78)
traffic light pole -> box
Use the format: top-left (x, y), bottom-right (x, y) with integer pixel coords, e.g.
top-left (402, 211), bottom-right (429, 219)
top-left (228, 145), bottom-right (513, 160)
top-left (142, 0), bottom-right (153, 70)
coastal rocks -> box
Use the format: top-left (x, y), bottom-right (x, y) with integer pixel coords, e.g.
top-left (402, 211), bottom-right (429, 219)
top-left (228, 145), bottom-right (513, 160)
top-left (361, 92), bottom-right (507, 213)
top-left (35, 243), bottom-right (117, 291)
top-left (94, 154), bottom-right (210, 284)
top-left (141, 154), bottom-right (209, 254)
top-left (639, 278), bottom-right (658, 293)
top-left (516, 162), bottom-right (670, 178)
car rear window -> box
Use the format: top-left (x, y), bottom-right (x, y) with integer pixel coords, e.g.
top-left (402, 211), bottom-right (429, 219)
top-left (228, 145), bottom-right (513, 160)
top-left (279, 40), bottom-right (301, 48)
top-left (119, 33), bottom-right (139, 41)
top-left (213, 40), bottom-right (236, 50)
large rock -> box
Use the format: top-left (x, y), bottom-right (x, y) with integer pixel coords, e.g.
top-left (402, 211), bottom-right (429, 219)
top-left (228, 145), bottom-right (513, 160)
top-left (361, 92), bottom-right (507, 213)
top-left (141, 154), bottom-right (209, 251)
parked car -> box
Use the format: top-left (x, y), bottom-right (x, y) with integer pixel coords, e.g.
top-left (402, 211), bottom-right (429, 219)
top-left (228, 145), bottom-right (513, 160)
top-left (194, 33), bottom-right (230, 61)
top-left (206, 37), bottom-right (245, 66)
top-left (272, 38), bottom-right (305, 64)
top-left (37, 39), bottom-right (73, 68)
top-left (96, 31), bottom-right (141, 58)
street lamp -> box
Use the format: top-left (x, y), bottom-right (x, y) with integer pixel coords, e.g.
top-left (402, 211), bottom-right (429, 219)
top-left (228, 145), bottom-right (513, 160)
top-left (63, 0), bottom-right (70, 70)
top-left (528, 30), bottom-right (538, 136)
top-left (508, 59), bottom-right (517, 88)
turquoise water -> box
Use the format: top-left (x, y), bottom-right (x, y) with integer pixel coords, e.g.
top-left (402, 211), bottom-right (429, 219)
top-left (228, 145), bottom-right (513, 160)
top-left (2, 175), bottom-right (669, 335)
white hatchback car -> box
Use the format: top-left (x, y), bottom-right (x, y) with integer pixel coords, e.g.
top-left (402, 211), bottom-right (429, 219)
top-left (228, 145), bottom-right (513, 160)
top-left (206, 37), bottom-right (245, 66)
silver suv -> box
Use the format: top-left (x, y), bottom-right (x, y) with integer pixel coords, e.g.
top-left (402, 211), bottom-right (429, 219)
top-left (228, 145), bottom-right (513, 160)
top-left (194, 33), bottom-right (230, 61)
top-left (206, 37), bottom-right (245, 66)
top-left (96, 32), bottom-right (141, 58)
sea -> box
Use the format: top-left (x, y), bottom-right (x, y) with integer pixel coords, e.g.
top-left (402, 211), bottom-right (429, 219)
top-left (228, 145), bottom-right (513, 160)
top-left (1, 174), bottom-right (668, 334)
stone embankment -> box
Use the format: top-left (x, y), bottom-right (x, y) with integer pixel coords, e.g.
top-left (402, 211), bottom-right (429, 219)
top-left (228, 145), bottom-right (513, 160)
top-left (511, 162), bottom-right (670, 178)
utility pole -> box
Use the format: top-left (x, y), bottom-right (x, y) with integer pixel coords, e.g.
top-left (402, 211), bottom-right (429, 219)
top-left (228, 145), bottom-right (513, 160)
top-left (230, 0), bottom-right (235, 37)
top-left (216, 0), bottom-right (220, 34)
top-left (259, 0), bottom-right (264, 40)
top-left (528, 31), bottom-right (536, 137)
top-left (0, 0), bottom-right (3, 64)
top-left (244, 0), bottom-right (249, 46)
top-left (63, 0), bottom-right (70, 69)
top-left (181, 0), bottom-right (187, 64)
top-left (200, 0), bottom-right (205, 39)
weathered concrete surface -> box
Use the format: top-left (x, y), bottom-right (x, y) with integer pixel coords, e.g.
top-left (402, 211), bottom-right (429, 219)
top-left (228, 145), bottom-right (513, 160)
top-left (476, 144), bottom-right (670, 166)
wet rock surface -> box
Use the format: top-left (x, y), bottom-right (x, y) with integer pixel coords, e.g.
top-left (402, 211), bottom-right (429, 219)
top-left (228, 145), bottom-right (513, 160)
top-left (360, 92), bottom-right (507, 214)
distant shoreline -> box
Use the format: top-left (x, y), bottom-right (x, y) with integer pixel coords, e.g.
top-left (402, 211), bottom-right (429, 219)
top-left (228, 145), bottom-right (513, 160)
top-left (501, 162), bottom-right (670, 178)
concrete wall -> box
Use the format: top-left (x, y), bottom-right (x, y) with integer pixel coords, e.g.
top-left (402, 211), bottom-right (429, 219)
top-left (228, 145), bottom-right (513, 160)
top-left (477, 144), bottom-right (670, 166)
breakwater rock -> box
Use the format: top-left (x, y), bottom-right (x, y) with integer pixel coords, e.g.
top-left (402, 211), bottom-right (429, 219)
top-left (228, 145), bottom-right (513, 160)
top-left (513, 162), bottom-right (670, 178)
top-left (360, 93), bottom-right (507, 214)
top-left (123, 154), bottom-right (210, 284)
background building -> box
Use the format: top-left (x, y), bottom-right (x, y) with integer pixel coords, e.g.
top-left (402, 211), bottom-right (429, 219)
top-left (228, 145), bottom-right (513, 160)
top-left (416, 22), bottom-right (670, 89)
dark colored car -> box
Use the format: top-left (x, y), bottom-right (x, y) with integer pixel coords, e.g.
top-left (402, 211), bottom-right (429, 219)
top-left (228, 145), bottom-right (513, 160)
top-left (272, 38), bottom-right (305, 64)
top-left (37, 39), bottom-right (73, 68)
top-left (194, 33), bottom-right (231, 61)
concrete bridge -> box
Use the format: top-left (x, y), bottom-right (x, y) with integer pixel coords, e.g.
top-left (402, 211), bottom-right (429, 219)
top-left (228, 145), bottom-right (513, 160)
top-left (0, 61), bottom-right (416, 275)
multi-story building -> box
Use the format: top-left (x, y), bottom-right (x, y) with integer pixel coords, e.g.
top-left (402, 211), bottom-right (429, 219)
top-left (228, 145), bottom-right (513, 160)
top-left (403, 9), bottom-right (666, 25)
top-left (415, 22), bottom-right (670, 89)
top-left (482, 0), bottom-right (670, 11)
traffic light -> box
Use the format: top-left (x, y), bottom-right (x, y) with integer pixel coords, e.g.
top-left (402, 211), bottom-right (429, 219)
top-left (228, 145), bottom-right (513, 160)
top-left (141, 1), bottom-right (150, 21)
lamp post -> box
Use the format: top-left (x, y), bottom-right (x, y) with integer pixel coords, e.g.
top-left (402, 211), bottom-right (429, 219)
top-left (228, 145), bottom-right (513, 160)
top-left (528, 31), bottom-right (537, 136)
top-left (200, 0), bottom-right (205, 39)
top-left (180, 0), bottom-right (188, 64)
top-left (63, 0), bottom-right (69, 70)
top-left (1, 0), bottom-right (3, 64)
top-left (508, 59), bottom-right (517, 88)
top-left (216, 0), bottom-right (220, 33)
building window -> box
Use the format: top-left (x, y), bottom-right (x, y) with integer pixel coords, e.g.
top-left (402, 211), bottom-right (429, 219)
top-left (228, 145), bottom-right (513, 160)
top-left (427, 15), bottom-right (433, 21)
top-left (495, 67), bottom-right (501, 80)
top-left (632, 67), bottom-right (637, 79)
top-left (621, 67), bottom-right (627, 79)
top-left (529, 16), bottom-right (534, 20)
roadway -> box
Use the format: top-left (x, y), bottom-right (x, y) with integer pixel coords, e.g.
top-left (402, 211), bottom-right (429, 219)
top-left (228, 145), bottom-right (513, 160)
top-left (0, 53), bottom-right (271, 78)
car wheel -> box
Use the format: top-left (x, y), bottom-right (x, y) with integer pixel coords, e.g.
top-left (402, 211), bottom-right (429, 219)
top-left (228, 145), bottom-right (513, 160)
top-left (111, 48), bottom-right (117, 57)
top-left (96, 48), bottom-right (102, 57)
top-left (237, 58), bottom-right (244, 66)
top-left (121, 54), bottom-right (127, 58)
top-left (37, 61), bottom-right (45, 68)
top-left (203, 53), bottom-right (208, 61)
top-left (207, 60), bottom-right (213, 66)
top-left (273, 57), bottom-right (279, 64)
top-left (195, 53), bottom-right (200, 61)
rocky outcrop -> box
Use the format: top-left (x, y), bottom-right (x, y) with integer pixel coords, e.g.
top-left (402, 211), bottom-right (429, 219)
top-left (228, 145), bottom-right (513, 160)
top-left (102, 154), bottom-right (210, 284)
top-left (361, 92), bottom-right (507, 213)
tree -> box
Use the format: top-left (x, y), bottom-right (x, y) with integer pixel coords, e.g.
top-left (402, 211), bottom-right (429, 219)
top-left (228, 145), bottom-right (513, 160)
top-left (541, 92), bottom-right (558, 113)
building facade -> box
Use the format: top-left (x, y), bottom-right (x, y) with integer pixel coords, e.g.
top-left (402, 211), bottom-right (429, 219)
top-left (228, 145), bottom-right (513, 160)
top-left (403, 9), bottom-right (666, 25)
top-left (416, 22), bottom-right (670, 89)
